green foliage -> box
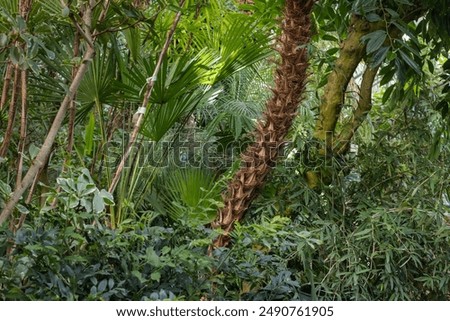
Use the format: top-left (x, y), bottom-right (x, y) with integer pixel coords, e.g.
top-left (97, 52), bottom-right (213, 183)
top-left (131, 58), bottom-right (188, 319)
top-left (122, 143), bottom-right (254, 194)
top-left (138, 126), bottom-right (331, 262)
top-left (45, 168), bottom-right (114, 216)
top-left (1, 0), bottom-right (449, 302)
top-left (245, 88), bottom-right (450, 300)
top-left (0, 221), bottom-right (215, 300)
top-left (152, 168), bottom-right (223, 226)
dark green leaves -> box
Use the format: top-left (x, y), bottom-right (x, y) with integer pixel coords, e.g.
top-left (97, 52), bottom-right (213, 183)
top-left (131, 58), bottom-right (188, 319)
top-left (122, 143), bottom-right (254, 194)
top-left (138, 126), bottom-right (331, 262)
top-left (362, 30), bottom-right (387, 55)
top-left (371, 46), bottom-right (390, 67)
top-left (398, 49), bottom-right (422, 75)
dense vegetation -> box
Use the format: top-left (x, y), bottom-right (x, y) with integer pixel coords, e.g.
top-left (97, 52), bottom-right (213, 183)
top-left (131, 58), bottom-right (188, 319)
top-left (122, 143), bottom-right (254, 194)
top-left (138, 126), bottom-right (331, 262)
top-left (0, 0), bottom-right (449, 300)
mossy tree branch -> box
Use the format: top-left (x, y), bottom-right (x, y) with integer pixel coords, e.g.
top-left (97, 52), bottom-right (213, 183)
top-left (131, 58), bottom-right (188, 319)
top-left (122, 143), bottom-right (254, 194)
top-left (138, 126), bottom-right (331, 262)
top-left (313, 15), bottom-right (385, 149)
top-left (333, 64), bottom-right (379, 155)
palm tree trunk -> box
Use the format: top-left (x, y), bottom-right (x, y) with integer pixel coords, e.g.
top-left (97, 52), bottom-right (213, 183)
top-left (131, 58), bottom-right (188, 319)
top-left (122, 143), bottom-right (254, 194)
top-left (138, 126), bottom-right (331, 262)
top-left (212, 0), bottom-right (315, 247)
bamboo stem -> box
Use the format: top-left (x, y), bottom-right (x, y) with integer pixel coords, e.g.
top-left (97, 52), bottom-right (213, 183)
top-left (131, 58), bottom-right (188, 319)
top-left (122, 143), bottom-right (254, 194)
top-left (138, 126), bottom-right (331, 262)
top-left (0, 0), bottom-right (109, 225)
top-left (0, 66), bottom-right (20, 158)
top-left (108, 0), bottom-right (186, 194)
top-left (16, 69), bottom-right (28, 187)
top-left (0, 61), bottom-right (13, 111)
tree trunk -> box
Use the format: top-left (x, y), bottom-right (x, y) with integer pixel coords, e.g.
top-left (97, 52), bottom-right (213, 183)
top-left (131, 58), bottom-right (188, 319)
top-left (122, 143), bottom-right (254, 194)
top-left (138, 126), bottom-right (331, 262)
top-left (108, 0), bottom-right (186, 194)
top-left (0, 0), bottom-right (109, 226)
top-left (212, 0), bottom-right (315, 248)
top-left (0, 61), bottom-right (13, 111)
top-left (313, 16), bottom-right (385, 151)
top-left (0, 66), bottom-right (20, 158)
top-left (333, 64), bottom-right (379, 155)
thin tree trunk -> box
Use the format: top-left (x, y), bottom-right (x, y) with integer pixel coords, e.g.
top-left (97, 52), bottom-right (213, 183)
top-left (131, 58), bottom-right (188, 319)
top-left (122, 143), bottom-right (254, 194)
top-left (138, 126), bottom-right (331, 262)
top-left (333, 64), bottom-right (379, 155)
top-left (108, 0), bottom-right (186, 194)
top-left (0, 61), bottom-right (13, 111)
top-left (0, 66), bottom-right (20, 158)
top-left (304, 17), bottom-right (386, 188)
top-left (211, 0), bottom-right (315, 248)
top-left (66, 32), bottom-right (81, 157)
top-left (13, 69), bottom-right (29, 232)
top-left (0, 0), bottom-right (109, 226)
top-left (313, 16), bottom-right (385, 148)
top-left (16, 69), bottom-right (28, 187)
top-left (0, 47), bottom-right (95, 225)
top-left (306, 8), bottom-right (425, 188)
top-left (49, 32), bottom-right (81, 209)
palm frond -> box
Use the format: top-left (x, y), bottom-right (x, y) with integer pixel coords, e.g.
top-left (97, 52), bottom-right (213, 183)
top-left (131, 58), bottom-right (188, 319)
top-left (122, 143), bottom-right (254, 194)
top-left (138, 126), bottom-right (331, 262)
top-left (141, 85), bottom-right (222, 142)
top-left (193, 14), bottom-right (274, 85)
top-left (152, 168), bottom-right (222, 226)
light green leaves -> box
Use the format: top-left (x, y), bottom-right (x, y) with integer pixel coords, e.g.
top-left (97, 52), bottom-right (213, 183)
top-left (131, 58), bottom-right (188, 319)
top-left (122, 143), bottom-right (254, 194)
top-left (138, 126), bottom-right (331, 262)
top-left (51, 169), bottom-right (115, 214)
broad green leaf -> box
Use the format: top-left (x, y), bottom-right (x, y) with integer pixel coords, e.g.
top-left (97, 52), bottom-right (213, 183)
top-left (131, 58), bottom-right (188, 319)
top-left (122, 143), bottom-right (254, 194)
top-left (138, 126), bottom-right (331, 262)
top-left (68, 194), bottom-right (79, 209)
top-left (363, 30), bottom-right (387, 54)
top-left (150, 271), bottom-right (161, 282)
top-left (16, 203), bottom-right (29, 214)
top-left (371, 46), bottom-right (389, 67)
top-left (99, 189), bottom-right (115, 205)
top-left (98, 279), bottom-right (107, 292)
top-left (29, 143), bottom-right (40, 159)
top-left (145, 248), bottom-right (161, 267)
top-left (93, 192), bottom-right (105, 213)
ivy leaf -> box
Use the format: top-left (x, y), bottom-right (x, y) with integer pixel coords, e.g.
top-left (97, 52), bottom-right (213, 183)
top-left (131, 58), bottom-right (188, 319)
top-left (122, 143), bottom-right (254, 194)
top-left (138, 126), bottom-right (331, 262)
top-left (150, 271), bottom-right (161, 282)
top-left (145, 248), bottom-right (161, 267)
top-left (99, 189), bottom-right (115, 205)
top-left (16, 16), bottom-right (27, 33)
top-left (16, 203), bottom-right (29, 214)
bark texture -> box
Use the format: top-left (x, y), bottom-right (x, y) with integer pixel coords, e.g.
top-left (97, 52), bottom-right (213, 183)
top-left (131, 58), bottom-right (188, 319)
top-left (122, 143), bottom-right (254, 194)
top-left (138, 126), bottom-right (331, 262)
top-left (0, 0), bottom-right (108, 226)
top-left (333, 64), bottom-right (379, 155)
top-left (212, 0), bottom-right (315, 247)
top-left (313, 16), bottom-right (385, 149)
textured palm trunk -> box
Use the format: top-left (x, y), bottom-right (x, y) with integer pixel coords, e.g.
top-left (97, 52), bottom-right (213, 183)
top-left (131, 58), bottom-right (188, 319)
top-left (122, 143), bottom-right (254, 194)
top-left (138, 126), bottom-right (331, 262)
top-left (212, 0), bottom-right (315, 247)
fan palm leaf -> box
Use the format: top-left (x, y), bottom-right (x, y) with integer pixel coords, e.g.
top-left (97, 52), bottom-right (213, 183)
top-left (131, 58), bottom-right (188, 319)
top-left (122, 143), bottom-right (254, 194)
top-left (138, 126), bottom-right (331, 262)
top-left (152, 168), bottom-right (222, 226)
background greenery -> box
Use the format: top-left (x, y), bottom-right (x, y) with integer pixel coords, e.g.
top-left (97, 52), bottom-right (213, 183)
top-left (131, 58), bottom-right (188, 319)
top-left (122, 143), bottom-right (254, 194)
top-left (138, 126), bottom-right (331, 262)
top-left (0, 0), bottom-right (449, 300)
